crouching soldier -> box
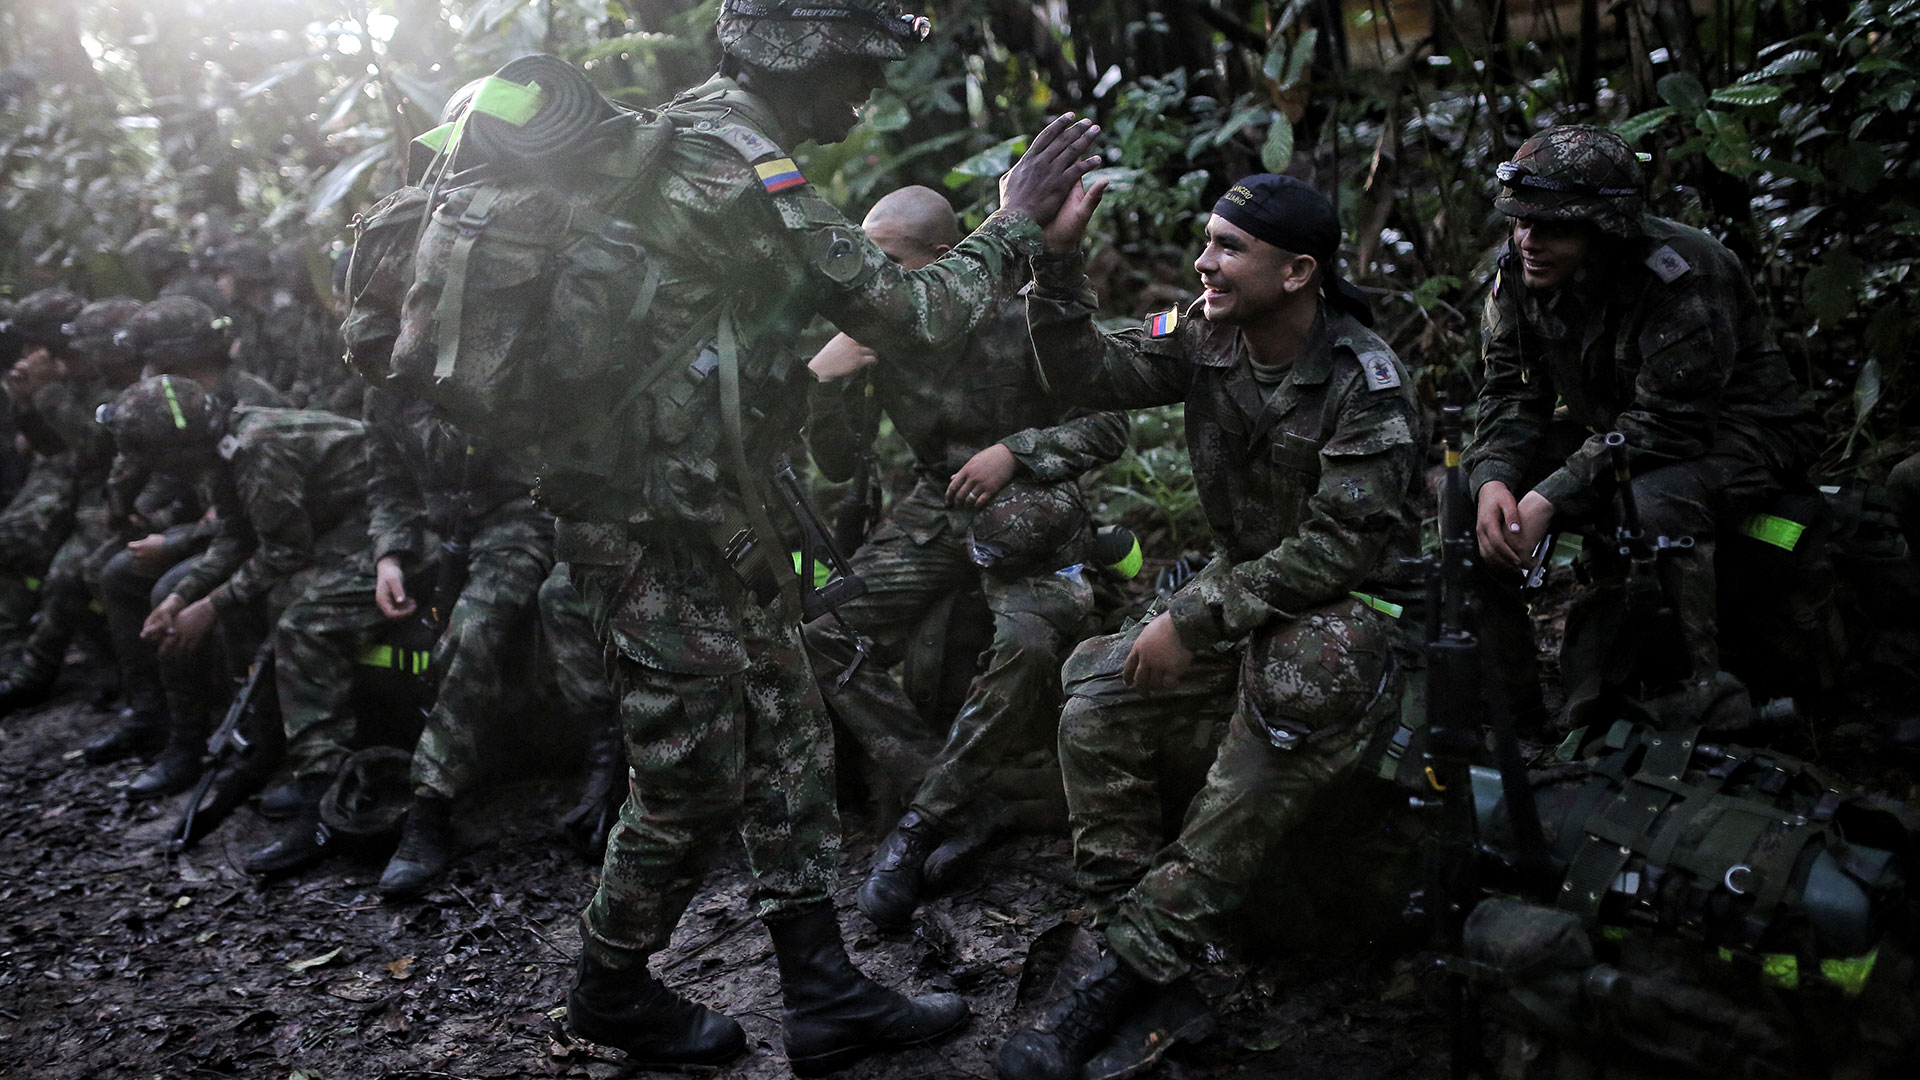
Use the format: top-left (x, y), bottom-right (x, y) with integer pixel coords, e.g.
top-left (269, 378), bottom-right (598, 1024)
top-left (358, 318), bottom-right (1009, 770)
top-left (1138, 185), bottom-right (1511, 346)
top-left (99, 377), bottom-right (367, 799)
top-left (995, 174), bottom-right (1426, 1080)
top-left (801, 185), bottom-right (1128, 930)
top-left (249, 385), bottom-right (553, 895)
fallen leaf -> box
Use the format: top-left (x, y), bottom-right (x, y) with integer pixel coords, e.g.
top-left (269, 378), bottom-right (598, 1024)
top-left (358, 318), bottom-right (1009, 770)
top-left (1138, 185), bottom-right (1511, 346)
top-left (286, 946), bottom-right (343, 972)
top-left (173, 896), bottom-right (192, 909)
top-left (385, 955), bottom-right (415, 980)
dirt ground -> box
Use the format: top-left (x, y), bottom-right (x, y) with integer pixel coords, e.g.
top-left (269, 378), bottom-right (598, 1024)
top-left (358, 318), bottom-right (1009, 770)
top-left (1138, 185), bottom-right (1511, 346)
top-left (0, 675), bottom-right (1449, 1080)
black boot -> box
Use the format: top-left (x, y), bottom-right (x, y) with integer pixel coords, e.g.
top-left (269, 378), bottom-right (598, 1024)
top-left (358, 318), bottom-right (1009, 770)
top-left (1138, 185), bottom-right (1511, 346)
top-left (769, 902), bottom-right (970, 1077)
top-left (83, 705), bottom-right (167, 764)
top-left (255, 774), bottom-right (307, 819)
top-left (243, 777), bottom-right (333, 874)
top-left (996, 949), bottom-right (1150, 1080)
top-left (126, 723), bottom-right (206, 800)
top-left (856, 808), bottom-right (944, 931)
top-left (0, 662), bottom-right (56, 716)
top-left (379, 794), bottom-right (455, 899)
top-left (566, 954), bottom-right (746, 1066)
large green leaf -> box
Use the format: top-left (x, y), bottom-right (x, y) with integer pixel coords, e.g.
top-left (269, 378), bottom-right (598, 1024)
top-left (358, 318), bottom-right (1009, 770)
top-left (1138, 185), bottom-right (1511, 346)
top-left (305, 142), bottom-right (389, 222)
top-left (1852, 357), bottom-right (1882, 426)
top-left (1613, 107), bottom-right (1677, 143)
top-left (1695, 110), bottom-right (1754, 174)
top-left (1802, 247), bottom-right (1864, 326)
top-left (943, 134), bottom-right (1026, 186)
top-left (1261, 114), bottom-right (1294, 172)
top-left (1657, 72), bottom-right (1709, 110)
top-left (1710, 83), bottom-right (1784, 107)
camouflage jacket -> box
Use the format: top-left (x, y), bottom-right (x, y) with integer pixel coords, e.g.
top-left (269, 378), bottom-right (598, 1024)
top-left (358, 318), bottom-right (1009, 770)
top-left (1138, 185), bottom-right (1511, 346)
top-left (1463, 214), bottom-right (1822, 517)
top-left (554, 75), bottom-right (1044, 559)
top-left (170, 407), bottom-right (368, 614)
top-left (363, 386), bottom-right (545, 566)
top-left (808, 293), bottom-right (1128, 484)
top-left (1028, 253), bottom-right (1425, 652)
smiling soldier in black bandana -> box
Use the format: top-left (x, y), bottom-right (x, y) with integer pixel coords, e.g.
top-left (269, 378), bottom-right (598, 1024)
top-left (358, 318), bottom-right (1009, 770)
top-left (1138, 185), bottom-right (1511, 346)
top-left (993, 174), bottom-right (1426, 1080)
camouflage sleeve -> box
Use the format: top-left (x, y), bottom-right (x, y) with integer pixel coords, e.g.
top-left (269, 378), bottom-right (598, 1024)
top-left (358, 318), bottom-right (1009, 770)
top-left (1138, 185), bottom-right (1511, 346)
top-left (1462, 266), bottom-right (1555, 498)
top-left (1531, 256), bottom-right (1745, 517)
top-left (363, 392), bottom-right (428, 564)
top-left (1025, 252), bottom-right (1191, 410)
top-left (105, 454), bottom-right (146, 526)
top-left (805, 376), bottom-right (872, 485)
top-left (167, 473), bottom-right (253, 606)
top-left (1166, 367), bottom-right (1421, 651)
top-left (204, 440), bottom-right (318, 614)
top-left (1000, 408), bottom-right (1130, 483)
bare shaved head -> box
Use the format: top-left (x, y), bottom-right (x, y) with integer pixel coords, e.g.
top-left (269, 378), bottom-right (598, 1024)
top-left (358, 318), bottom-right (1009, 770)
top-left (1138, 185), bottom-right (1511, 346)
top-left (861, 185), bottom-right (960, 270)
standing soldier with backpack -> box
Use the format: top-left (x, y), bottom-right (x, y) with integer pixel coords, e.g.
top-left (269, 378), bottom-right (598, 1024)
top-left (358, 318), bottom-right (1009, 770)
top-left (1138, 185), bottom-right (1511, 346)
top-left (359, 5), bottom-right (1098, 1074)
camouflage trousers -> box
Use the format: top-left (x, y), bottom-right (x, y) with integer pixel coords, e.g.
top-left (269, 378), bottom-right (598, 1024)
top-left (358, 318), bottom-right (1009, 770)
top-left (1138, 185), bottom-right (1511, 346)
top-left (535, 562), bottom-right (616, 724)
top-left (568, 526), bottom-right (839, 968)
top-left (0, 452), bottom-right (79, 650)
top-left (1059, 593), bottom-right (1399, 984)
top-left (7, 486), bottom-right (114, 681)
top-left (274, 511), bottom-right (552, 797)
top-left (1476, 427), bottom-right (1785, 728)
top-left (802, 490), bottom-right (1094, 824)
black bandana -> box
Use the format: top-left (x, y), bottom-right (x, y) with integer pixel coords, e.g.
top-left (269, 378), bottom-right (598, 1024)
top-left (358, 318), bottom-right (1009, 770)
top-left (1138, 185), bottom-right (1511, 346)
top-left (1212, 174), bottom-right (1373, 326)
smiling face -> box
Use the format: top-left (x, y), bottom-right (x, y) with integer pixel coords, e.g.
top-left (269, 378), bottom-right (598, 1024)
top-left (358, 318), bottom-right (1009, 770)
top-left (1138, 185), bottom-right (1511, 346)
top-left (1192, 215), bottom-right (1314, 326)
top-left (1511, 217), bottom-right (1595, 290)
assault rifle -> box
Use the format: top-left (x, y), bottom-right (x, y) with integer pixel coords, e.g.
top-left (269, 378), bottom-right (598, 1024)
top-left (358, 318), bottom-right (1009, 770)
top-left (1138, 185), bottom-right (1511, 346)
top-left (1414, 405), bottom-right (1552, 1080)
top-left (168, 639), bottom-right (280, 851)
top-left (772, 453), bottom-right (867, 622)
top-left (1601, 431), bottom-right (1694, 699)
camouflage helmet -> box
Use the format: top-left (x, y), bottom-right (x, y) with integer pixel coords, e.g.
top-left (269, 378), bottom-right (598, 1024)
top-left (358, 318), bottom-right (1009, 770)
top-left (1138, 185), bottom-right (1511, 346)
top-left (99, 374), bottom-right (223, 457)
top-left (967, 479), bottom-right (1090, 577)
top-left (1494, 125), bottom-right (1645, 237)
top-left (210, 238), bottom-right (273, 282)
top-left (318, 747), bottom-right (414, 838)
top-left (63, 297), bottom-right (145, 370)
top-left (122, 228), bottom-right (193, 278)
top-left (716, 0), bottom-right (931, 75)
top-left (4, 288), bottom-right (86, 350)
top-left (120, 296), bottom-right (232, 370)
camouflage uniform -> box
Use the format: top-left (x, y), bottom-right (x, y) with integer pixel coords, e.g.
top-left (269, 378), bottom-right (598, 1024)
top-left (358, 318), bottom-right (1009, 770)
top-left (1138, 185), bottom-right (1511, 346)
top-left (273, 388), bottom-right (551, 796)
top-left (801, 294), bottom-right (1127, 823)
top-left (1461, 215), bottom-right (1823, 722)
top-left (1027, 254), bottom-right (1425, 985)
top-left (556, 74), bottom-right (1046, 966)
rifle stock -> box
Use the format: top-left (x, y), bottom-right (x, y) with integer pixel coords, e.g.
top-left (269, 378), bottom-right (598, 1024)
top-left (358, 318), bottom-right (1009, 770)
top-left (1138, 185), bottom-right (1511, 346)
top-left (168, 639), bottom-right (279, 851)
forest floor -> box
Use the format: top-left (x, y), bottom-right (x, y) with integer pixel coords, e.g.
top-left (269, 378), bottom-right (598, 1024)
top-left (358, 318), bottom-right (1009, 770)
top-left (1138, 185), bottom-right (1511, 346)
top-left (2, 570), bottom-right (1916, 1080)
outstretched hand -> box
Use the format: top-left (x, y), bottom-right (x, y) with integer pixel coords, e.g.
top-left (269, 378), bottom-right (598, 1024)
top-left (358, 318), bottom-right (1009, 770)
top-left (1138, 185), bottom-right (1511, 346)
top-left (1043, 174), bottom-right (1109, 255)
top-left (999, 114), bottom-right (1103, 229)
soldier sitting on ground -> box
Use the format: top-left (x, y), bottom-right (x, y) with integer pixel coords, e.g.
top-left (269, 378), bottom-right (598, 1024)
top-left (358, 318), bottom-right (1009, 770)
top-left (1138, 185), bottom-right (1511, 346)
top-left (243, 384), bottom-right (553, 897)
top-left (86, 298), bottom-right (287, 765)
top-left (98, 376), bottom-right (366, 800)
top-left (994, 173), bottom-right (1426, 1080)
top-left (1461, 125), bottom-right (1823, 732)
top-left (801, 184), bottom-right (1128, 931)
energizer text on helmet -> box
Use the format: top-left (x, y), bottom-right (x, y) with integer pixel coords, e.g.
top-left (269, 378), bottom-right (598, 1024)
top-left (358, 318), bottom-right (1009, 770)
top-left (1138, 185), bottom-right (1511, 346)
top-left (1495, 161), bottom-right (1639, 199)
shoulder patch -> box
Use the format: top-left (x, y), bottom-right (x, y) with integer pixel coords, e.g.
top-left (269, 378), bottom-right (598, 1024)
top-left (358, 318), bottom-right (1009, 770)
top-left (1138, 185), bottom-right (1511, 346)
top-left (810, 225), bottom-right (868, 285)
top-left (754, 157), bottom-right (807, 194)
top-left (699, 119), bottom-right (784, 165)
top-left (1644, 244), bottom-right (1691, 284)
top-left (1358, 349), bottom-right (1402, 391)
top-left (1146, 308), bottom-right (1180, 338)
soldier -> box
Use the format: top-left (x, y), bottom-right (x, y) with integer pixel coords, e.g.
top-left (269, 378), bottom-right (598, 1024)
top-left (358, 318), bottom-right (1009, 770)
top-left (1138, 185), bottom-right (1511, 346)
top-left (0, 296), bottom-right (144, 712)
top-left (1461, 126), bottom-right (1823, 729)
top-left (242, 386), bottom-right (551, 893)
top-left (122, 228), bottom-right (224, 309)
top-left (994, 174), bottom-right (1425, 1080)
top-left (99, 377), bottom-right (366, 799)
top-left (516, 4), bottom-right (1100, 1074)
top-left (84, 298), bottom-right (287, 764)
top-left (536, 562), bottom-right (627, 857)
top-left (800, 185), bottom-right (1129, 930)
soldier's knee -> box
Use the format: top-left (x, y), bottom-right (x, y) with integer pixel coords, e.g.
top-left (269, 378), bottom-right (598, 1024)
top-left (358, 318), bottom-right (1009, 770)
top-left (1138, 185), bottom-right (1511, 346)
top-left (992, 611), bottom-right (1060, 663)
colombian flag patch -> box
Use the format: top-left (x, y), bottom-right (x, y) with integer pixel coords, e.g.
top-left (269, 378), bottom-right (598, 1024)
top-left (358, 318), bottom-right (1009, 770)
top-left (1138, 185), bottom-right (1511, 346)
top-left (755, 157), bottom-right (807, 193)
top-left (1147, 308), bottom-right (1179, 338)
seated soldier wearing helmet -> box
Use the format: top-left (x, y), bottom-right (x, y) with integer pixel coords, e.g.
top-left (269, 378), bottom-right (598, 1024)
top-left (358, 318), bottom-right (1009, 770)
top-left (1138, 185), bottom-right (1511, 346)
top-left (0, 296), bottom-right (147, 714)
top-left (0, 290), bottom-right (92, 648)
top-left (801, 184), bottom-right (1128, 933)
top-left (85, 297), bottom-right (287, 768)
top-left (1462, 125), bottom-right (1823, 731)
top-left (99, 376), bottom-right (365, 801)
top-left (994, 174), bottom-right (1425, 1080)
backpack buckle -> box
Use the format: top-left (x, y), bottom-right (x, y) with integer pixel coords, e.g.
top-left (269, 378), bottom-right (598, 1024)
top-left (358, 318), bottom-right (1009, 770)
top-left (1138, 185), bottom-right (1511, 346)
top-left (454, 205), bottom-right (494, 235)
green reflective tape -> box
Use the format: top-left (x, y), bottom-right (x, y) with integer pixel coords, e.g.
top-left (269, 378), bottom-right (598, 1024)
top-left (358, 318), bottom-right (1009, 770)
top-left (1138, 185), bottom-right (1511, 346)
top-left (24, 576), bottom-right (41, 591)
top-left (1350, 591), bottom-right (1403, 619)
top-left (1820, 948), bottom-right (1878, 996)
top-left (413, 121), bottom-right (456, 153)
top-left (1107, 534), bottom-right (1144, 580)
top-left (1739, 512), bottom-right (1805, 552)
top-left (471, 75), bottom-right (544, 126)
top-left (356, 644), bottom-right (395, 669)
top-left (1761, 952), bottom-right (1800, 990)
top-left (160, 375), bottom-right (189, 430)
top-left (791, 552), bottom-right (832, 589)
top-left (1599, 925), bottom-right (1627, 943)
top-left (356, 644), bottom-right (430, 674)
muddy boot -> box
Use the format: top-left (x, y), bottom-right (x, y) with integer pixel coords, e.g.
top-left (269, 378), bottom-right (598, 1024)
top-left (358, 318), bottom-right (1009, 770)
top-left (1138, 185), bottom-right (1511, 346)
top-left (566, 954), bottom-right (746, 1066)
top-left (856, 808), bottom-right (944, 931)
top-left (379, 794), bottom-right (454, 899)
top-left (769, 902), bottom-right (970, 1076)
top-left (255, 774), bottom-right (307, 820)
top-left (560, 714), bottom-right (626, 857)
top-left (243, 776), bottom-right (333, 874)
top-left (996, 949), bottom-right (1150, 1080)
top-left (83, 705), bottom-right (167, 764)
top-left (126, 712), bottom-right (209, 800)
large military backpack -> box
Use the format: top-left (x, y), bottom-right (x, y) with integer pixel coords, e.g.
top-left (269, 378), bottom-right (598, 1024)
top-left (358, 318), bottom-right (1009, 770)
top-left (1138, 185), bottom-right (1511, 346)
top-left (345, 54), bottom-right (681, 488)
